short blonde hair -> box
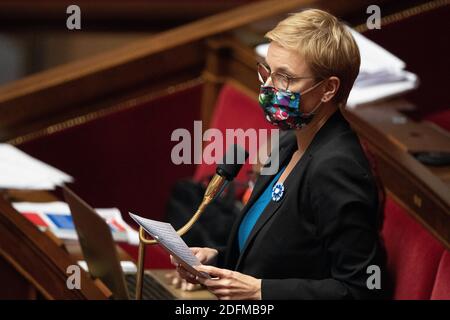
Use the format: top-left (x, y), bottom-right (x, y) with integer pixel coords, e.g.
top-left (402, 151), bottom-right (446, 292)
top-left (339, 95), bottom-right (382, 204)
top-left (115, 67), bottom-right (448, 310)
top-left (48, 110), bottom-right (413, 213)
top-left (265, 9), bottom-right (360, 106)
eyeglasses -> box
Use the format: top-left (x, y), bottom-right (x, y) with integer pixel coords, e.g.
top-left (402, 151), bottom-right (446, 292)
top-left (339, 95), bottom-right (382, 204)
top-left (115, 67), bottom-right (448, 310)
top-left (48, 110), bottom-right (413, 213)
top-left (257, 62), bottom-right (321, 91)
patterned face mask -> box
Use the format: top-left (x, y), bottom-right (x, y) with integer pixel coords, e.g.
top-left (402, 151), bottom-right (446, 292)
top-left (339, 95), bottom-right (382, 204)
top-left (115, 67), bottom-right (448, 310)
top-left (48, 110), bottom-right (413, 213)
top-left (258, 80), bottom-right (324, 130)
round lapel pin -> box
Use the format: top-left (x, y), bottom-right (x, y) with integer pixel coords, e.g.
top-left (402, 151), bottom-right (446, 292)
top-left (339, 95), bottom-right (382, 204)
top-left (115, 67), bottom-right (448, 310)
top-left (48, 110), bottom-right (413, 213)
top-left (271, 182), bottom-right (284, 202)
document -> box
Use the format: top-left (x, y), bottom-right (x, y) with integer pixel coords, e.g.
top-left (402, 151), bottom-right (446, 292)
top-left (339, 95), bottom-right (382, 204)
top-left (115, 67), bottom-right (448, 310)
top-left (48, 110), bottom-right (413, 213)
top-left (129, 212), bottom-right (210, 279)
top-left (0, 143), bottom-right (73, 190)
top-left (13, 201), bottom-right (139, 245)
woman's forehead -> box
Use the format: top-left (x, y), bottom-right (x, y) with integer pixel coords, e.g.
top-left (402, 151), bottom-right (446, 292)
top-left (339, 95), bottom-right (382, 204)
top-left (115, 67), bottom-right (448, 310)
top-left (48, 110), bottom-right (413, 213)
top-left (266, 42), bottom-right (309, 74)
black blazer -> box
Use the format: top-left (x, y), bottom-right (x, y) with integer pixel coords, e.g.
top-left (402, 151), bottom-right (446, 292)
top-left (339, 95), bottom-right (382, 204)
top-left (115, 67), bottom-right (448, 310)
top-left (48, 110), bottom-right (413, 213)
top-left (216, 110), bottom-right (388, 300)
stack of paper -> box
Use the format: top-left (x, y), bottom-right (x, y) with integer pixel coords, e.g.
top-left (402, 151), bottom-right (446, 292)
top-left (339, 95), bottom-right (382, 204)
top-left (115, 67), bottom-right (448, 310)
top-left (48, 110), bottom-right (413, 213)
top-left (345, 28), bottom-right (419, 107)
top-left (0, 143), bottom-right (73, 190)
top-left (13, 202), bottom-right (139, 245)
top-left (254, 27), bottom-right (419, 108)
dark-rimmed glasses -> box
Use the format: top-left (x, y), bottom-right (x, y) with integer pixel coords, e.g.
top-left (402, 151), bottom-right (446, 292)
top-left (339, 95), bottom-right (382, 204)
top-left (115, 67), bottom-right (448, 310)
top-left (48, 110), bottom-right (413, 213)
top-left (257, 62), bottom-right (321, 91)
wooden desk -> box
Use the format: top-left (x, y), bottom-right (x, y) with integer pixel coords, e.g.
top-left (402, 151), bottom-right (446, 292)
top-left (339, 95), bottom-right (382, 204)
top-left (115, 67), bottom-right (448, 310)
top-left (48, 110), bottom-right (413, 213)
top-left (349, 102), bottom-right (450, 154)
top-left (1, 188), bottom-right (215, 299)
top-left (348, 101), bottom-right (450, 188)
top-left (344, 100), bottom-right (450, 249)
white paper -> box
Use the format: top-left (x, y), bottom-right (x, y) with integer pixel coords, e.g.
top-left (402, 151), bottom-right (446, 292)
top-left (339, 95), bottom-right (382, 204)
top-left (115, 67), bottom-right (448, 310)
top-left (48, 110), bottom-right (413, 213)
top-left (129, 212), bottom-right (210, 279)
top-left (78, 260), bottom-right (137, 273)
top-left (0, 143), bottom-right (73, 190)
top-left (347, 71), bottom-right (419, 108)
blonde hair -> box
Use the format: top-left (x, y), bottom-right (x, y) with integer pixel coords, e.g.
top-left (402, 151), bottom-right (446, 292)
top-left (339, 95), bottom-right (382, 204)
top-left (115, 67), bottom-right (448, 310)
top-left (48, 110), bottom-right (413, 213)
top-left (265, 9), bottom-right (360, 106)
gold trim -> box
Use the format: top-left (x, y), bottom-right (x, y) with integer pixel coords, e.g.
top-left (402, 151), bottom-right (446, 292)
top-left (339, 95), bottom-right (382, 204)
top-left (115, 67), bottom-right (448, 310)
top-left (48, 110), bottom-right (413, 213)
top-left (8, 77), bottom-right (204, 146)
top-left (202, 70), bottom-right (227, 84)
top-left (354, 0), bottom-right (449, 33)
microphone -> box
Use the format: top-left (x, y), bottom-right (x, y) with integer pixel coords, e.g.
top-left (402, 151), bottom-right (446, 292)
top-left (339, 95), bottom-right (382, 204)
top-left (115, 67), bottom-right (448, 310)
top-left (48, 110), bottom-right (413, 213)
top-left (177, 144), bottom-right (249, 235)
top-left (204, 144), bottom-right (249, 200)
top-left (135, 144), bottom-right (249, 299)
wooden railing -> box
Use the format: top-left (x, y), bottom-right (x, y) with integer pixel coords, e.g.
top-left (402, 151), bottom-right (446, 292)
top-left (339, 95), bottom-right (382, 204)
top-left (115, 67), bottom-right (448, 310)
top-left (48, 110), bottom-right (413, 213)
top-left (0, 0), bottom-right (384, 142)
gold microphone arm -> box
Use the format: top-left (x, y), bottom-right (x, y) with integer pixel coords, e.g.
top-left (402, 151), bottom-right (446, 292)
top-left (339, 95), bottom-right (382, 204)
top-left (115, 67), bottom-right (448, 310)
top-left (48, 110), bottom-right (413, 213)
top-left (135, 174), bottom-right (227, 300)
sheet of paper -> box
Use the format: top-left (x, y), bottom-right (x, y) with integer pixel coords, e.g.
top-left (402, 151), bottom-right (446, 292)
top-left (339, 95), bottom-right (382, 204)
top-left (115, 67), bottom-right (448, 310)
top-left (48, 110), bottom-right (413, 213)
top-left (0, 143), bottom-right (73, 190)
top-left (78, 260), bottom-right (137, 273)
top-left (129, 212), bottom-right (210, 279)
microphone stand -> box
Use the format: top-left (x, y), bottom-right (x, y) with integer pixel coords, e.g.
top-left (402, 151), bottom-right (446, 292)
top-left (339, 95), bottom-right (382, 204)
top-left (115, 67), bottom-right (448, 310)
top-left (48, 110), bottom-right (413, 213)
top-left (135, 174), bottom-right (229, 300)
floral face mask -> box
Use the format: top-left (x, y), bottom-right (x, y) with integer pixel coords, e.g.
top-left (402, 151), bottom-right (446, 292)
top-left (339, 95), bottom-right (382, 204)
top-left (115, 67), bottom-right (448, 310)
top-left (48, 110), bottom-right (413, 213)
top-left (258, 80), bottom-right (324, 130)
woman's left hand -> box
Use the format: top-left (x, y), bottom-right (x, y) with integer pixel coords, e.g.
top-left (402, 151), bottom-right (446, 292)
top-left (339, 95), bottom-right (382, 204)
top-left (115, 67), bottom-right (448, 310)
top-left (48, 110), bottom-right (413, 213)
top-left (195, 265), bottom-right (261, 300)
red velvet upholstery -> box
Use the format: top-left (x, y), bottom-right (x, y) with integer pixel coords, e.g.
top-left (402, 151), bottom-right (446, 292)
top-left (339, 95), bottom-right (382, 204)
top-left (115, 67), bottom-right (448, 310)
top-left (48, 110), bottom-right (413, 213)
top-left (18, 84), bottom-right (203, 268)
top-left (431, 250), bottom-right (450, 300)
top-left (424, 108), bottom-right (450, 133)
top-left (381, 197), bottom-right (445, 299)
top-left (193, 83), bottom-right (275, 189)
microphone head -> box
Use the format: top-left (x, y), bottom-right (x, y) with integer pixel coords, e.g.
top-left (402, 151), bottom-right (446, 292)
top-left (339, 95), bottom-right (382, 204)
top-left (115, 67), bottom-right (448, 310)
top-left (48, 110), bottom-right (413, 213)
top-left (216, 144), bottom-right (249, 181)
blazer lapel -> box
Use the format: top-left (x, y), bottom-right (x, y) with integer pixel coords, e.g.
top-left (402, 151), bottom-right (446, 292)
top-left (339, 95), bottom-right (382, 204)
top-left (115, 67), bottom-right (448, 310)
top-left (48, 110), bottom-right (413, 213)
top-left (236, 132), bottom-right (298, 224)
top-left (223, 134), bottom-right (296, 268)
top-left (234, 139), bottom-right (299, 269)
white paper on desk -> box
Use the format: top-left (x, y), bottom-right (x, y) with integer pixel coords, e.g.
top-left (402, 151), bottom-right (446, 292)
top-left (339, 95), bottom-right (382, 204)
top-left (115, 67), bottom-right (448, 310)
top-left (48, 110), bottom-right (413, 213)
top-left (78, 260), bottom-right (137, 273)
top-left (129, 212), bottom-right (211, 279)
top-left (347, 71), bottom-right (419, 108)
top-left (0, 143), bottom-right (73, 190)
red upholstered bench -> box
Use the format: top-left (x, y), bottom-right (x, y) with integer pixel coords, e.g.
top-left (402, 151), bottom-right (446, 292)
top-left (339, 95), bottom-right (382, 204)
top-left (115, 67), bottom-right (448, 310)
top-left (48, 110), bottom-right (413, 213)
top-left (431, 250), bottom-right (450, 300)
top-left (382, 197), bottom-right (447, 299)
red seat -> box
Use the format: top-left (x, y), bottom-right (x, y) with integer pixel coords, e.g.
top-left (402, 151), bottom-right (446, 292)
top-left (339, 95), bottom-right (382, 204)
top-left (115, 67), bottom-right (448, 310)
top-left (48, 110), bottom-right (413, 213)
top-left (382, 197), bottom-right (445, 299)
top-left (193, 83), bottom-right (275, 193)
top-left (431, 250), bottom-right (450, 300)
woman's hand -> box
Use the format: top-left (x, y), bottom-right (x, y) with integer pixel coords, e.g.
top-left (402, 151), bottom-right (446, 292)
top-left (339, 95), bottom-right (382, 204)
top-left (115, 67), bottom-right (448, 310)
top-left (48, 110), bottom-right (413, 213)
top-left (164, 271), bottom-right (202, 291)
top-left (170, 247), bottom-right (218, 285)
top-left (195, 265), bottom-right (262, 300)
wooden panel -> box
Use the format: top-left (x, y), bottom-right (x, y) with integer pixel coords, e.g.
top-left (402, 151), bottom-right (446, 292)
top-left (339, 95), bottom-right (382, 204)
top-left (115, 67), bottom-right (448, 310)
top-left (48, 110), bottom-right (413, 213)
top-left (0, 193), bottom-right (108, 299)
top-left (0, 257), bottom-right (37, 299)
top-left (0, 1), bottom-right (253, 30)
top-left (0, 0), bottom-right (390, 141)
top-left (0, 0), bottom-right (326, 141)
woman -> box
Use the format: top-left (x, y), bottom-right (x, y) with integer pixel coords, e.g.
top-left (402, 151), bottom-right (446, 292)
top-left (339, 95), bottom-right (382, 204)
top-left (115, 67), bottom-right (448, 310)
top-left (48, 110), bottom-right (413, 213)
top-left (172, 9), bottom-right (387, 300)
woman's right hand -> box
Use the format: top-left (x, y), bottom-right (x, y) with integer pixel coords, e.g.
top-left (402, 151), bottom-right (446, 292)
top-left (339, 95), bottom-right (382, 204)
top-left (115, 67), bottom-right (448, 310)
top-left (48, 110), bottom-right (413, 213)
top-left (170, 247), bottom-right (218, 284)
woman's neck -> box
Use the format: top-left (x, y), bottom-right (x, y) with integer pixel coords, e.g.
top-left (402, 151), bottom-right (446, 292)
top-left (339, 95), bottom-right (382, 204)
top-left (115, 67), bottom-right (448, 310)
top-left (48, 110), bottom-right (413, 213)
top-left (295, 103), bottom-right (338, 154)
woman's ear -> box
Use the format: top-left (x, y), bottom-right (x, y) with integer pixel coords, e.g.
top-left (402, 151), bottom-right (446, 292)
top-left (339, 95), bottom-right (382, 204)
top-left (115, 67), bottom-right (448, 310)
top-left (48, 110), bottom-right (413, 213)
top-left (322, 76), bottom-right (340, 102)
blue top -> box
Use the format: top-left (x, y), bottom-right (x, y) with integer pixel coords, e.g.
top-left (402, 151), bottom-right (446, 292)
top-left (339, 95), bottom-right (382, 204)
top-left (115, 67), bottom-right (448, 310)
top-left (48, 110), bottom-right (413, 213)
top-left (238, 167), bottom-right (286, 252)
